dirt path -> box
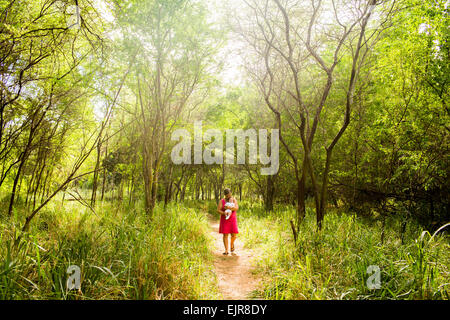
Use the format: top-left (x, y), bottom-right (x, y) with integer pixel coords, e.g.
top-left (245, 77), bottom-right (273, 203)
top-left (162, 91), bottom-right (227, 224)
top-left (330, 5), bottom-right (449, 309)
top-left (208, 215), bottom-right (262, 300)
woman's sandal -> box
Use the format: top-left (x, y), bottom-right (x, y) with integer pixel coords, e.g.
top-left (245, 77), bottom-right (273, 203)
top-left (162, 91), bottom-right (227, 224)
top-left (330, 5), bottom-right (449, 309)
top-left (222, 252), bottom-right (229, 255)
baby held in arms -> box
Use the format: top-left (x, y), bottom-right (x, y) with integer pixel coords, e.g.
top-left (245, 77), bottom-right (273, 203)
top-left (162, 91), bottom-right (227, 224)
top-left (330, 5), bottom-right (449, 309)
top-left (224, 201), bottom-right (235, 220)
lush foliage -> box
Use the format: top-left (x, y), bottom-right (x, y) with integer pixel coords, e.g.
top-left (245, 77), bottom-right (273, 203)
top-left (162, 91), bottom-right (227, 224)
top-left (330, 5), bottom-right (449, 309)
top-left (0, 0), bottom-right (448, 300)
top-left (237, 201), bottom-right (449, 300)
top-left (0, 199), bottom-right (218, 299)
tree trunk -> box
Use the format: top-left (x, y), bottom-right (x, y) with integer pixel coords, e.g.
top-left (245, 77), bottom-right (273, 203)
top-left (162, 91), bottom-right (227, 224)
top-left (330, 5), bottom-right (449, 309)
top-left (91, 139), bottom-right (102, 207)
top-left (265, 175), bottom-right (274, 212)
top-left (297, 166), bottom-right (307, 223)
top-left (8, 153), bottom-right (27, 216)
top-left (142, 142), bottom-right (154, 216)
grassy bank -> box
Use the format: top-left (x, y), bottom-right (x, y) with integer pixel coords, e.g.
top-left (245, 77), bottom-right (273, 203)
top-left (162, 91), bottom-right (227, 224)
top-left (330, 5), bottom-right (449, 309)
top-left (0, 199), bottom-right (219, 299)
top-left (236, 200), bottom-right (449, 300)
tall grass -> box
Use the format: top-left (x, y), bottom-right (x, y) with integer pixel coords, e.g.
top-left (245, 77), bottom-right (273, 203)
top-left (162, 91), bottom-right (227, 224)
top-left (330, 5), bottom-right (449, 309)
top-left (236, 200), bottom-right (449, 300)
top-left (2, 196), bottom-right (448, 300)
top-left (0, 199), bottom-right (220, 299)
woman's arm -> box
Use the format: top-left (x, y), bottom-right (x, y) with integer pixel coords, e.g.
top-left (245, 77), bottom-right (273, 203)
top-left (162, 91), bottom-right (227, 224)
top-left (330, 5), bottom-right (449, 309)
top-left (231, 198), bottom-right (239, 211)
top-left (217, 200), bottom-right (225, 215)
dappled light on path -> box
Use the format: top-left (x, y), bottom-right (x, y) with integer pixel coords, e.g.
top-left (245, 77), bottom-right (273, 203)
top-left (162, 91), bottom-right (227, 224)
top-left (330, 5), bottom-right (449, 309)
top-left (208, 216), bottom-right (262, 300)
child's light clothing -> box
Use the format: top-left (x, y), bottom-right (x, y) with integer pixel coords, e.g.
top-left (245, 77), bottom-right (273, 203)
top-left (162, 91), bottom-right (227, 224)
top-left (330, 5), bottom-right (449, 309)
top-left (224, 202), bottom-right (235, 220)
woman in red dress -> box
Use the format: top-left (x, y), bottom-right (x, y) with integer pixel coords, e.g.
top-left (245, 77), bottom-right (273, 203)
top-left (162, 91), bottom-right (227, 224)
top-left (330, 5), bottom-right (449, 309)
top-left (217, 188), bottom-right (239, 255)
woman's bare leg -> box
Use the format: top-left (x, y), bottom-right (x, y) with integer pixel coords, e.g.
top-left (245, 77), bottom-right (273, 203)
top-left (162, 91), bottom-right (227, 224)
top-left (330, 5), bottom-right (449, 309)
top-left (223, 234), bottom-right (229, 253)
top-left (230, 234), bottom-right (237, 252)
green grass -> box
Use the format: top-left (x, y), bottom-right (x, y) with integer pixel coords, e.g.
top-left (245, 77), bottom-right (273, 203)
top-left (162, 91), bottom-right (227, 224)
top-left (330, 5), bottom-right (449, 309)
top-left (236, 200), bottom-right (450, 300)
top-left (0, 198), bottom-right (220, 299)
top-left (1, 196), bottom-right (448, 300)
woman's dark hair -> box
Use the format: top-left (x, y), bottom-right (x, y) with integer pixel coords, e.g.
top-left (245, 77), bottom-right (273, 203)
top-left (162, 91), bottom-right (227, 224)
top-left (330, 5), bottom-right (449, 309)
top-left (224, 188), bottom-right (231, 195)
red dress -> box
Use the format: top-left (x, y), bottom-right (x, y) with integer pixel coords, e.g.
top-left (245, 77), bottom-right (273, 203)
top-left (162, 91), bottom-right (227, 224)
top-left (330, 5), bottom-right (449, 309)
top-left (219, 198), bottom-right (239, 234)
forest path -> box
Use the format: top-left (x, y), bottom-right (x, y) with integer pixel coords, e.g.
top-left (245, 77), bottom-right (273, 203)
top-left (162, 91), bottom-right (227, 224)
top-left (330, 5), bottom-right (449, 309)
top-left (207, 215), bottom-right (262, 300)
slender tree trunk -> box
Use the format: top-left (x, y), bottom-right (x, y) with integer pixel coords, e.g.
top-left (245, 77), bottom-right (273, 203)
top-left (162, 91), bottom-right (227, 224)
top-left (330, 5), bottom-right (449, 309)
top-left (142, 144), bottom-right (154, 216)
top-left (239, 183), bottom-right (242, 201)
top-left (99, 131), bottom-right (108, 201)
top-left (164, 165), bottom-right (173, 207)
top-left (8, 153), bottom-right (27, 216)
top-left (91, 138), bottom-right (102, 207)
top-left (297, 164), bottom-right (307, 223)
top-left (180, 175), bottom-right (190, 201)
top-left (265, 175), bottom-right (274, 212)
top-left (315, 3), bottom-right (373, 230)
